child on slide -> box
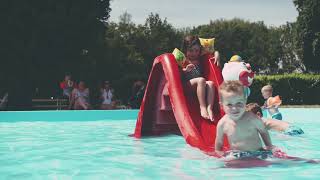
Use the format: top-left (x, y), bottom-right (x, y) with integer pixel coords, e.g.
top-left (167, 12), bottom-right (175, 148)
top-left (246, 103), bottom-right (304, 136)
top-left (180, 35), bottom-right (219, 122)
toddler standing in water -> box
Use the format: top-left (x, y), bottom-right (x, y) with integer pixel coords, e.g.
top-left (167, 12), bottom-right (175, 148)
top-left (181, 35), bottom-right (218, 121)
top-left (261, 85), bottom-right (283, 120)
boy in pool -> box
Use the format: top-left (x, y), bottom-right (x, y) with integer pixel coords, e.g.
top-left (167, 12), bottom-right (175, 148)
top-left (261, 85), bottom-right (283, 120)
top-left (246, 103), bottom-right (304, 136)
top-left (215, 81), bottom-right (279, 160)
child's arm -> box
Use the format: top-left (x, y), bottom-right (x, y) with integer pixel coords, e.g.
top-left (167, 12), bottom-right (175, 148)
top-left (215, 120), bottom-right (225, 156)
top-left (182, 63), bottom-right (195, 72)
top-left (265, 104), bottom-right (279, 110)
top-left (255, 117), bottom-right (273, 149)
top-left (264, 118), bottom-right (289, 132)
top-left (213, 51), bottom-right (220, 67)
top-left (255, 117), bottom-right (290, 157)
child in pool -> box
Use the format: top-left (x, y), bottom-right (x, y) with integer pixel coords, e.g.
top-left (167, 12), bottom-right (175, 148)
top-left (215, 81), bottom-right (280, 159)
top-left (181, 35), bottom-right (219, 122)
top-left (261, 85), bottom-right (283, 120)
top-left (246, 103), bottom-right (304, 136)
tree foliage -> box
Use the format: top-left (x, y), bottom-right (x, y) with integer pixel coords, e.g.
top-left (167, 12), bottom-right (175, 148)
top-left (191, 19), bottom-right (293, 73)
top-left (104, 13), bottom-right (184, 100)
top-left (293, 0), bottom-right (320, 72)
top-left (277, 23), bottom-right (305, 72)
top-left (0, 0), bottom-right (111, 109)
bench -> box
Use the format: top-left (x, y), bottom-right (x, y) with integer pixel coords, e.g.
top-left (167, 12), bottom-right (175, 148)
top-left (32, 98), bottom-right (69, 110)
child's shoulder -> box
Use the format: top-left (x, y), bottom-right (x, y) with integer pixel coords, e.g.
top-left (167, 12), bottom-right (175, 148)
top-left (220, 114), bottom-right (230, 121)
top-left (242, 111), bottom-right (255, 119)
top-left (245, 112), bottom-right (266, 128)
top-left (243, 111), bottom-right (261, 123)
top-left (217, 115), bottom-right (229, 125)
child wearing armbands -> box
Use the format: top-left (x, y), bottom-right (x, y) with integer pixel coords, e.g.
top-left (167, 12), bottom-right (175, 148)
top-left (261, 85), bottom-right (283, 120)
top-left (172, 36), bottom-right (220, 122)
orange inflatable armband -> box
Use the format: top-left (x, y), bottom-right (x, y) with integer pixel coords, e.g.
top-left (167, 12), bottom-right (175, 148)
top-left (267, 95), bottom-right (282, 107)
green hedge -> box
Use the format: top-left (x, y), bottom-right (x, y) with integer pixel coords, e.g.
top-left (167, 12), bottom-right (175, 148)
top-left (247, 74), bottom-right (320, 105)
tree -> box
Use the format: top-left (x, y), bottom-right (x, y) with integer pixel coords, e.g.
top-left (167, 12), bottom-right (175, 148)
top-left (0, 0), bottom-right (111, 109)
top-left (192, 19), bottom-right (279, 73)
top-left (104, 13), bottom-right (147, 101)
top-left (142, 13), bottom-right (184, 70)
top-left (293, 0), bottom-right (320, 72)
top-left (104, 13), bottom-right (184, 102)
top-left (277, 23), bottom-right (305, 72)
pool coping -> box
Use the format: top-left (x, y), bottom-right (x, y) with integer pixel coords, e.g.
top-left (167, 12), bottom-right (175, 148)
top-left (0, 110), bottom-right (140, 122)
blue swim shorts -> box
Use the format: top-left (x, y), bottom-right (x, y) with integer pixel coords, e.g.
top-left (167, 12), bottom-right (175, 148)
top-left (224, 150), bottom-right (273, 160)
top-left (271, 112), bottom-right (283, 120)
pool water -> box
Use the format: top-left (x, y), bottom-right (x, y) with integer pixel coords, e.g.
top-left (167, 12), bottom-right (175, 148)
top-left (1, 109), bottom-right (320, 179)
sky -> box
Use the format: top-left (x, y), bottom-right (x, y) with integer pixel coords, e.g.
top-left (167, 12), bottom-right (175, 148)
top-left (109, 0), bottom-right (298, 28)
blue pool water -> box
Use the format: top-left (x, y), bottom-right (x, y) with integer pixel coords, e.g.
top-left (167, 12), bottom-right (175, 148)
top-left (1, 109), bottom-right (320, 179)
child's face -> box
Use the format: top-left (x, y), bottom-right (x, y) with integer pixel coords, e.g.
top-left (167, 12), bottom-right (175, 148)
top-left (186, 45), bottom-right (201, 61)
top-left (261, 89), bottom-right (272, 99)
top-left (221, 91), bottom-right (247, 121)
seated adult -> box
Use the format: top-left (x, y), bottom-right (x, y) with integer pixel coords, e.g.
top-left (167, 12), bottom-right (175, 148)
top-left (59, 74), bottom-right (76, 99)
top-left (70, 81), bottom-right (91, 110)
top-left (100, 81), bottom-right (114, 110)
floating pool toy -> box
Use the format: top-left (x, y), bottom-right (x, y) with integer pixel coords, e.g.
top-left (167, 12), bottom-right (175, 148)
top-left (222, 55), bottom-right (255, 87)
top-left (172, 48), bottom-right (186, 67)
top-left (267, 95), bottom-right (282, 107)
top-left (199, 38), bottom-right (215, 54)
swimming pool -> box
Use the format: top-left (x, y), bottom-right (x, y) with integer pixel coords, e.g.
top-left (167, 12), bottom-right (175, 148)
top-left (1, 109), bottom-right (320, 179)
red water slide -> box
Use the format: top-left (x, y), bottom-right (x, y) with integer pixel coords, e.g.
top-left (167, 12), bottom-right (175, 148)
top-left (133, 53), bottom-right (229, 152)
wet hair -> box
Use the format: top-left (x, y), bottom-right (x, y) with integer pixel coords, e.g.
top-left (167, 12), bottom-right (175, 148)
top-left (182, 35), bottom-right (202, 54)
top-left (246, 103), bottom-right (263, 115)
top-left (261, 85), bottom-right (273, 93)
top-left (219, 80), bottom-right (245, 100)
